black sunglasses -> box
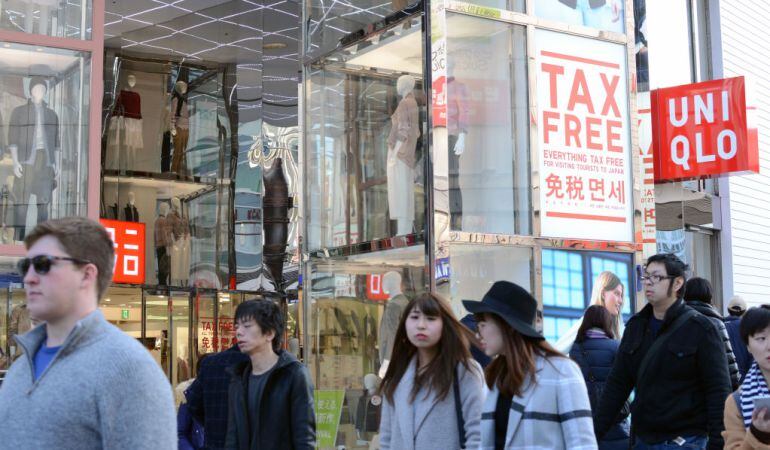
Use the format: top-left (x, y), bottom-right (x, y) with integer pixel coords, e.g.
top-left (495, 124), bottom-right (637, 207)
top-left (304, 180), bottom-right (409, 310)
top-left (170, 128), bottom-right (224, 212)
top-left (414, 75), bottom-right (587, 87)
top-left (17, 255), bottom-right (91, 275)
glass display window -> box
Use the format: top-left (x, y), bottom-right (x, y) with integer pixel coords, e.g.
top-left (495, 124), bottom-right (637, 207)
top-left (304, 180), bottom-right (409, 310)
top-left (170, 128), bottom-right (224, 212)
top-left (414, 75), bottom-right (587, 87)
top-left (0, 43), bottom-right (91, 244)
top-left (306, 14), bottom-right (426, 251)
top-left (1, 0), bottom-right (92, 39)
top-left (440, 244), bottom-right (533, 318)
top-left (442, 15), bottom-right (530, 235)
top-left (306, 245), bottom-right (427, 448)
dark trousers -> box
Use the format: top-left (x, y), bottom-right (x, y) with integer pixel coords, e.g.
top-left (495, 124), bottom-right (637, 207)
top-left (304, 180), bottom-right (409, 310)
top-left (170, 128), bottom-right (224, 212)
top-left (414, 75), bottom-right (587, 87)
top-left (13, 151), bottom-right (53, 241)
top-left (156, 247), bottom-right (169, 285)
top-left (448, 134), bottom-right (462, 229)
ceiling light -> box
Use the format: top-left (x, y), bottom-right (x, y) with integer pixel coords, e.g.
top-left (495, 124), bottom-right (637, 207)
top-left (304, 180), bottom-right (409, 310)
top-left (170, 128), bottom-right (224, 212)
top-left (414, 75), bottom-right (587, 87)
top-left (264, 43), bottom-right (287, 50)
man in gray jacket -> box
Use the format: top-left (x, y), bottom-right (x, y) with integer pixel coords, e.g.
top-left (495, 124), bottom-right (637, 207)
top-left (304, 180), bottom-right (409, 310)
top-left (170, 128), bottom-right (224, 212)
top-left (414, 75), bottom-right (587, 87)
top-left (0, 217), bottom-right (176, 449)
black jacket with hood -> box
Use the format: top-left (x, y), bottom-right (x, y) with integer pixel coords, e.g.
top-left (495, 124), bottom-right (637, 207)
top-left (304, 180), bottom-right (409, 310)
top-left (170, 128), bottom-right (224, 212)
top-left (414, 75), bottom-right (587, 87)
top-left (225, 350), bottom-right (315, 450)
top-left (686, 300), bottom-right (741, 390)
top-left (593, 299), bottom-right (731, 450)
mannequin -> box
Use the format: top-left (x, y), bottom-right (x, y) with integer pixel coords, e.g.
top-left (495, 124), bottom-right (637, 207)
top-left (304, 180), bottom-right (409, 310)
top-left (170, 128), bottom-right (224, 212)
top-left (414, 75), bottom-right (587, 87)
top-left (447, 77), bottom-right (469, 229)
top-left (154, 202), bottom-right (173, 285)
top-left (107, 73), bottom-right (143, 171)
top-left (124, 191), bottom-right (139, 222)
top-left (356, 373), bottom-right (382, 435)
top-left (378, 271), bottom-right (409, 375)
top-left (167, 196), bottom-right (190, 285)
top-left (170, 81), bottom-right (189, 174)
top-left (9, 76), bottom-right (59, 241)
top-left (23, 0), bottom-right (58, 35)
top-left (386, 75), bottom-right (419, 236)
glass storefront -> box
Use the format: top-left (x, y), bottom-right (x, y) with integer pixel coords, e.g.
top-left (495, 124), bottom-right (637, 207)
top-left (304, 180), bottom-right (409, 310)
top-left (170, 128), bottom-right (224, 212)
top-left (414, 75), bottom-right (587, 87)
top-left (303, 2), bottom-right (642, 447)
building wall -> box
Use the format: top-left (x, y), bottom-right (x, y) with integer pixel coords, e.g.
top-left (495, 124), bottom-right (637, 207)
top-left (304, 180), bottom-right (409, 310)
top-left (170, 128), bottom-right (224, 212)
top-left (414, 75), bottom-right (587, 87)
top-left (720, 0), bottom-right (770, 306)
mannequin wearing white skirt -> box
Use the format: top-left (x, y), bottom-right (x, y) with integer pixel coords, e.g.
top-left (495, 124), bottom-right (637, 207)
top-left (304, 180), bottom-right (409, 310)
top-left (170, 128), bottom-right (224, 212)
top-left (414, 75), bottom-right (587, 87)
top-left (386, 75), bottom-right (420, 236)
top-left (107, 74), bottom-right (143, 171)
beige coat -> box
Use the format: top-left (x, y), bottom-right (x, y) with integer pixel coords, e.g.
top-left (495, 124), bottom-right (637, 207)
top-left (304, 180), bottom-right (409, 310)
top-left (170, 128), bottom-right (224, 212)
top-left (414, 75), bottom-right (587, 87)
top-left (723, 393), bottom-right (770, 449)
top-left (387, 93), bottom-right (420, 168)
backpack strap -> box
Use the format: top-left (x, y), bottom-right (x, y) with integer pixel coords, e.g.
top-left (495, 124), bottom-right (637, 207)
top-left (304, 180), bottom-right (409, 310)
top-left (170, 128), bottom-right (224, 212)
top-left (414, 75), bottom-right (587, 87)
top-left (453, 365), bottom-right (466, 449)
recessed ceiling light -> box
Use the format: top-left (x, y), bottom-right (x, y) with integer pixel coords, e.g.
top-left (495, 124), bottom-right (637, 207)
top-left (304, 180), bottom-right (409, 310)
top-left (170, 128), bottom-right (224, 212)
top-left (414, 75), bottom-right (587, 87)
top-left (264, 43), bottom-right (287, 50)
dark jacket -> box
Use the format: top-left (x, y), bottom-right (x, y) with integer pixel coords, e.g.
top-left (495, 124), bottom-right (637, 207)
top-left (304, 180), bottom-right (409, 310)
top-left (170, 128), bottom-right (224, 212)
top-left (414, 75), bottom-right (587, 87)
top-left (460, 314), bottom-right (491, 368)
top-left (686, 301), bottom-right (741, 389)
top-left (8, 100), bottom-right (59, 162)
top-left (570, 331), bottom-right (629, 450)
top-left (186, 346), bottom-right (250, 450)
top-left (725, 315), bottom-right (753, 380)
top-left (178, 402), bottom-right (205, 450)
top-left (593, 299), bottom-right (731, 450)
top-left (225, 350), bottom-right (315, 450)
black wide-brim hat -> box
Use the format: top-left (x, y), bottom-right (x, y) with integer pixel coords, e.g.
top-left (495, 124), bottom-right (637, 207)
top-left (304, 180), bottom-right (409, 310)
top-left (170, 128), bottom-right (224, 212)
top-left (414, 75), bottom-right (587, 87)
top-left (462, 280), bottom-right (544, 340)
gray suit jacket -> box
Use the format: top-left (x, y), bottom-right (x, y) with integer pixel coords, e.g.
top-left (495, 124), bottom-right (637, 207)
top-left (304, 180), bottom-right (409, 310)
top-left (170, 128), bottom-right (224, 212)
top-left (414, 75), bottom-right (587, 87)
top-left (380, 356), bottom-right (484, 450)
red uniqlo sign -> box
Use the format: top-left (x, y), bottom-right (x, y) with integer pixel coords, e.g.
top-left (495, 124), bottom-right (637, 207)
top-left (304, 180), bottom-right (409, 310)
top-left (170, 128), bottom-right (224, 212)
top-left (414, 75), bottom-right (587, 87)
top-left (366, 274), bottom-right (389, 301)
top-left (651, 76), bottom-right (758, 182)
top-left (100, 219), bottom-right (145, 284)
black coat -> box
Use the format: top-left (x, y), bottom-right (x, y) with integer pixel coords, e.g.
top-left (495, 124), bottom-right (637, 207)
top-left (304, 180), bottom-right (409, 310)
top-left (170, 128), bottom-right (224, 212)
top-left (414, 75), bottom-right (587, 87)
top-left (593, 299), bottom-right (731, 450)
top-left (8, 100), bottom-right (59, 162)
top-left (225, 350), bottom-right (315, 450)
top-left (725, 315), bottom-right (753, 379)
top-left (570, 334), bottom-right (629, 449)
top-left (686, 301), bottom-right (741, 389)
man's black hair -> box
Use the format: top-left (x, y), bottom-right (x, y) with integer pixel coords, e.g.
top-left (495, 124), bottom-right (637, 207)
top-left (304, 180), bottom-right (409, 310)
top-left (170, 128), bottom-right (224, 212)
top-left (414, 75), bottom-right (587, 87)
top-left (646, 253), bottom-right (688, 299)
top-left (740, 305), bottom-right (770, 345)
top-left (684, 277), bottom-right (713, 304)
top-left (235, 299), bottom-right (284, 353)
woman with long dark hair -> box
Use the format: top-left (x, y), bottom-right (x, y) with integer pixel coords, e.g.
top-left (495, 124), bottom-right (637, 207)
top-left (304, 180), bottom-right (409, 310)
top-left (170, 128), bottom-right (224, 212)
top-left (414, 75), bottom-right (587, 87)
top-left (463, 281), bottom-right (596, 449)
top-left (379, 293), bottom-right (484, 450)
top-left (570, 305), bottom-right (630, 450)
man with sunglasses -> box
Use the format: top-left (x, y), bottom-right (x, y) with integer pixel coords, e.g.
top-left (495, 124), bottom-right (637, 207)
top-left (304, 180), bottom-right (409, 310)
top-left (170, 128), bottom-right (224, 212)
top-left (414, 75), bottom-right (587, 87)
top-left (593, 253), bottom-right (731, 450)
top-left (0, 217), bottom-right (176, 449)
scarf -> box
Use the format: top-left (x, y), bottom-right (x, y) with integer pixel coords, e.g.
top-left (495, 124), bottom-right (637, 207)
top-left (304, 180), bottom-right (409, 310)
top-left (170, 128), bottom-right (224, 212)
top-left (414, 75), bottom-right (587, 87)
top-left (740, 361), bottom-right (770, 427)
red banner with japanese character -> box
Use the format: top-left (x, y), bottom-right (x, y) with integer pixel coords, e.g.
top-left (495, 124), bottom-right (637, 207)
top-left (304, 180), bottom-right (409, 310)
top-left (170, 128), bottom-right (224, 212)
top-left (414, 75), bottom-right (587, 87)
top-left (100, 219), bottom-right (145, 284)
top-left (536, 30), bottom-right (633, 242)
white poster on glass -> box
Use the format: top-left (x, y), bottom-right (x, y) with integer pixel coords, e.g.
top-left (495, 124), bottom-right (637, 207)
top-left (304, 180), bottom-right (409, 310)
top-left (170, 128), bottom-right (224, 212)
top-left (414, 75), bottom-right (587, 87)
top-left (536, 29), bottom-right (633, 242)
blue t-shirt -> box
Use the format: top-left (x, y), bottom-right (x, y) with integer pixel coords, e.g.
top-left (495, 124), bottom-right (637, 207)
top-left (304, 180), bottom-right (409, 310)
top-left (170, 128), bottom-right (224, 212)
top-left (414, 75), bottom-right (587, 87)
top-left (649, 316), bottom-right (664, 337)
top-left (33, 342), bottom-right (61, 380)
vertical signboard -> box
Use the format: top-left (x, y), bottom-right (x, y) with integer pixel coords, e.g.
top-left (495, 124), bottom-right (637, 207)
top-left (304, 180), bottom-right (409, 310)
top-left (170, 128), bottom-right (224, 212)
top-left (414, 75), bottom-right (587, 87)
top-left (101, 219), bottom-right (146, 284)
top-left (637, 92), bottom-right (657, 257)
top-left (536, 29), bottom-right (633, 242)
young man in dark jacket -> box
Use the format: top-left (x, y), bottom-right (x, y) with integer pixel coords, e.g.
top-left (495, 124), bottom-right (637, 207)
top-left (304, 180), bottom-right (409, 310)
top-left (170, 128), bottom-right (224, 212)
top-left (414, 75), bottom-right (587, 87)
top-left (724, 295), bottom-right (753, 379)
top-left (684, 277), bottom-right (741, 390)
top-left (226, 300), bottom-right (315, 450)
top-left (593, 253), bottom-right (731, 450)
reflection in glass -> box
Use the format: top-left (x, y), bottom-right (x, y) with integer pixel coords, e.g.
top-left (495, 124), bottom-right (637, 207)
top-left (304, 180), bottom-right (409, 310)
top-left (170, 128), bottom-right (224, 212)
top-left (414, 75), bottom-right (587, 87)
top-left (306, 247), bottom-right (426, 446)
top-left (0, 43), bottom-right (91, 243)
top-left (5, 284), bottom-right (25, 366)
top-left (145, 293), bottom-right (170, 379)
top-left (535, 0), bottom-right (625, 34)
top-left (444, 245), bottom-right (532, 318)
top-left (1, 0), bottom-right (92, 39)
top-left (445, 16), bottom-right (529, 235)
top-left (306, 17), bottom-right (425, 250)
top-left (171, 293), bottom-right (190, 387)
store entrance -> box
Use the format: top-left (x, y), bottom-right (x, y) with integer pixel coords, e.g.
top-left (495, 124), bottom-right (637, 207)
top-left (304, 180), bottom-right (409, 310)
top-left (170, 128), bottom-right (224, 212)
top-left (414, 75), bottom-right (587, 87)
top-left (100, 285), bottom-right (250, 393)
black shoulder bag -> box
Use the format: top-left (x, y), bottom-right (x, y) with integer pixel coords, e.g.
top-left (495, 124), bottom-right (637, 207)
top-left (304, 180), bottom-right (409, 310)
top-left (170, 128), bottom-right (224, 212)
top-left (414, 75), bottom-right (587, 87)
top-left (453, 366), bottom-right (467, 449)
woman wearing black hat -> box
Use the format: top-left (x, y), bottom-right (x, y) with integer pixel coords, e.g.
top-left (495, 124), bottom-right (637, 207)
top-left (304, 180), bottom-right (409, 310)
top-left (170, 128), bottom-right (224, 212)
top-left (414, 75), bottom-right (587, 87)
top-left (463, 281), bottom-right (597, 449)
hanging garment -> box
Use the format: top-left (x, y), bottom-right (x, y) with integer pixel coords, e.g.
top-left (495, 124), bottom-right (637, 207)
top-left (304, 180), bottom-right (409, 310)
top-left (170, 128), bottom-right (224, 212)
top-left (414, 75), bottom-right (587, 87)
top-left (106, 90), bottom-right (143, 171)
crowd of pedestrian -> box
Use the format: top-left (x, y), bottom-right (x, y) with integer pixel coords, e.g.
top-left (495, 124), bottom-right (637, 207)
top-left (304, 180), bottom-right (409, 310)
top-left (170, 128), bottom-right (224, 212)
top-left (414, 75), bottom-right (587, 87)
top-left (2, 216), bottom-right (770, 449)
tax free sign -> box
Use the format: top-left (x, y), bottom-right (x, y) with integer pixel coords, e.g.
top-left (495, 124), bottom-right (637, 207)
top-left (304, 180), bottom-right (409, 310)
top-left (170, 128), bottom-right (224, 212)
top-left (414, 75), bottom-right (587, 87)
top-left (651, 76), bottom-right (759, 182)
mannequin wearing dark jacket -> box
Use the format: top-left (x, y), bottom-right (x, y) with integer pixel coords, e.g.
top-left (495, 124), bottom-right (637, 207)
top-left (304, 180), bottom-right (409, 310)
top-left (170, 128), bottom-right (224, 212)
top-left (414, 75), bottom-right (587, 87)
top-left (8, 90), bottom-right (59, 241)
top-left (225, 350), bottom-right (315, 450)
top-left (686, 300), bottom-right (741, 390)
top-left (593, 299), bottom-right (731, 450)
top-left (570, 329), bottom-right (629, 450)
